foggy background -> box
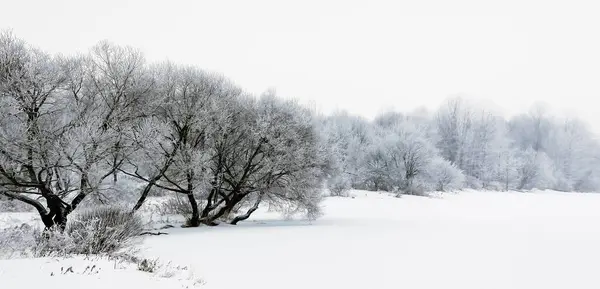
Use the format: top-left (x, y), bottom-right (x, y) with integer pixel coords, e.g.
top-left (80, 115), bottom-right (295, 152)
top-left (2, 0), bottom-right (599, 129)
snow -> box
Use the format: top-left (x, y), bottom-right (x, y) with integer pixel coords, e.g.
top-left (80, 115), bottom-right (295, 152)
top-left (0, 212), bottom-right (39, 230)
top-left (4, 190), bottom-right (600, 288)
top-left (142, 190), bottom-right (600, 289)
top-left (0, 256), bottom-right (204, 288)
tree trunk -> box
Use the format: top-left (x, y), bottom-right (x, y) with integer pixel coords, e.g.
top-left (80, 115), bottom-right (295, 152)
top-left (186, 192), bottom-right (200, 227)
top-left (45, 194), bottom-right (68, 231)
top-left (182, 171), bottom-right (200, 227)
top-left (2, 191), bottom-right (56, 229)
top-left (201, 188), bottom-right (216, 219)
top-left (201, 193), bottom-right (246, 226)
top-left (40, 213), bottom-right (55, 229)
top-left (132, 182), bottom-right (155, 212)
top-left (230, 193), bottom-right (263, 225)
top-left (69, 174), bottom-right (90, 215)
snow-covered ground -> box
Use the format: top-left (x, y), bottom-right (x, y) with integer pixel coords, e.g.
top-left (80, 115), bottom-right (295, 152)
top-left (4, 189), bottom-right (600, 288)
top-left (0, 255), bottom-right (205, 288)
top-left (0, 212), bottom-right (38, 230)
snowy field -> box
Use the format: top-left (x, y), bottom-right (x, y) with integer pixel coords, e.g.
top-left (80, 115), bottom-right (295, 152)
top-left (3, 190), bottom-right (600, 289)
top-left (0, 256), bottom-right (205, 289)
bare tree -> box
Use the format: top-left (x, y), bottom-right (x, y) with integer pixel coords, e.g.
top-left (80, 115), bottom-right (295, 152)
top-left (435, 97), bottom-right (472, 168)
top-left (0, 33), bottom-right (155, 229)
top-left (201, 92), bottom-right (326, 225)
top-left (0, 31), bottom-right (72, 229)
top-left (118, 64), bottom-right (238, 225)
top-left (59, 42), bottom-right (154, 206)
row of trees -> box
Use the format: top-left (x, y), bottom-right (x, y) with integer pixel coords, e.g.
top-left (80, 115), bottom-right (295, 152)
top-left (321, 99), bottom-right (600, 195)
top-left (3, 31), bottom-right (599, 230)
top-left (0, 31), bottom-right (326, 229)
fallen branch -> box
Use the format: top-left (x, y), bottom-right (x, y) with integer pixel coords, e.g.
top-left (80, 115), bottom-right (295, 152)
top-left (139, 231), bottom-right (168, 236)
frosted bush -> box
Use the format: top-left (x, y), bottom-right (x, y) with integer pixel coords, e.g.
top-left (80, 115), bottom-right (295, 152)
top-left (0, 224), bottom-right (36, 258)
top-left (67, 205), bottom-right (144, 255)
top-left (155, 195), bottom-right (194, 217)
top-left (32, 228), bottom-right (76, 257)
top-left (328, 175), bottom-right (351, 197)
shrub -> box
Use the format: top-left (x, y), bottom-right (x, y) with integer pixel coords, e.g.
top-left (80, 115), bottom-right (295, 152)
top-left (32, 228), bottom-right (76, 257)
top-left (394, 184), bottom-right (428, 197)
top-left (155, 195), bottom-right (193, 217)
top-left (137, 258), bottom-right (159, 273)
top-left (0, 224), bottom-right (75, 258)
top-left (154, 195), bottom-right (211, 226)
top-left (67, 205), bottom-right (144, 255)
top-left (0, 224), bottom-right (36, 258)
top-left (328, 176), bottom-right (351, 197)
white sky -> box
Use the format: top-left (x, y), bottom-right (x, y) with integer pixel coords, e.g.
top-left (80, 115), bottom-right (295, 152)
top-left (2, 0), bottom-right (600, 131)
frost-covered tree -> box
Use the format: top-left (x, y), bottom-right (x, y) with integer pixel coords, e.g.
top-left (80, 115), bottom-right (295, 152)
top-left (422, 157), bottom-right (465, 192)
top-left (120, 76), bottom-right (326, 226)
top-left (462, 111), bottom-right (502, 188)
top-left (119, 64), bottom-right (239, 226)
top-left (198, 91), bottom-right (326, 225)
top-left (545, 119), bottom-right (599, 191)
top-left (362, 121), bottom-right (439, 194)
top-left (0, 32), bottom-right (79, 229)
top-left (435, 97), bottom-right (472, 168)
top-left (508, 103), bottom-right (551, 152)
top-left (0, 33), bottom-right (154, 229)
top-left (319, 112), bottom-right (372, 192)
top-left (507, 103), bottom-right (600, 192)
top-left (59, 42), bottom-right (154, 205)
top-left (495, 148), bottom-right (521, 191)
top-left (517, 149), bottom-right (557, 190)
top-left (435, 98), bottom-right (512, 190)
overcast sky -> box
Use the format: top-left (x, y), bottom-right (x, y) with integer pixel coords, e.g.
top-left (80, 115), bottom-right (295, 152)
top-left (2, 0), bottom-right (600, 131)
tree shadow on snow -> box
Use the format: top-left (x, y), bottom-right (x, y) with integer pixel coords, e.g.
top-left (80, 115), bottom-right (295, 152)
top-left (148, 218), bottom-right (324, 236)
top-left (233, 219), bottom-right (318, 228)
